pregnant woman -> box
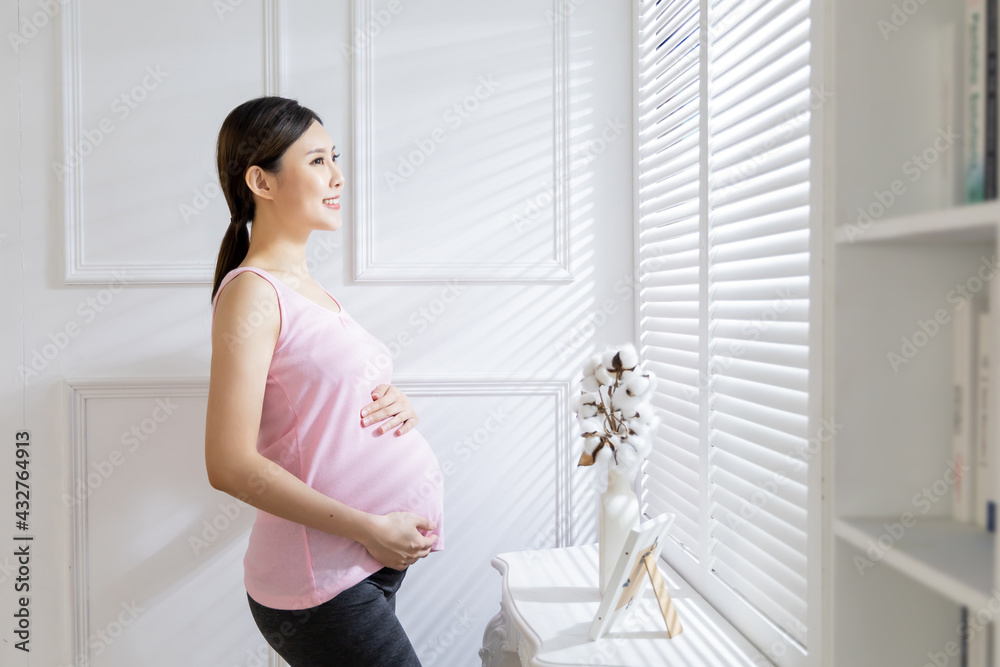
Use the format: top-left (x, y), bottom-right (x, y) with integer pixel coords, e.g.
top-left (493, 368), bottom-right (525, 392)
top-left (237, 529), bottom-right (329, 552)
top-left (204, 96), bottom-right (445, 667)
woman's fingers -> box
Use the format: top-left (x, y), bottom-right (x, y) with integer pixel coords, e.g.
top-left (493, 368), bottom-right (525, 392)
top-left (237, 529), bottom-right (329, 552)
top-left (361, 385), bottom-right (420, 434)
top-left (375, 412), bottom-right (403, 435)
top-left (400, 414), bottom-right (419, 435)
top-left (361, 387), bottom-right (402, 424)
top-left (376, 409), bottom-right (420, 435)
top-left (360, 385), bottom-right (394, 420)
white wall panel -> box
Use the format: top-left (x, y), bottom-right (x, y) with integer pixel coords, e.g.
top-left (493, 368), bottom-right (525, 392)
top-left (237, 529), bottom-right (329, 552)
top-left (352, 0), bottom-right (571, 281)
top-left (62, 0), bottom-right (283, 283)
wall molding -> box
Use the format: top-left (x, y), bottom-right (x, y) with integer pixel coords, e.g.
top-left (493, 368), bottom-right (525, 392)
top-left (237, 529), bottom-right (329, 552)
top-left (65, 373), bottom-right (571, 664)
top-left (351, 0), bottom-right (572, 282)
top-left (64, 377), bottom-right (208, 666)
top-left (60, 1), bottom-right (286, 284)
top-left (263, 0), bottom-right (286, 97)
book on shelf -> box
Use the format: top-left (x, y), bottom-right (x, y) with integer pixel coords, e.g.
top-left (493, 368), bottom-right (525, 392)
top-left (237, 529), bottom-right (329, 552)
top-left (967, 604), bottom-right (992, 667)
top-left (952, 295), bottom-right (980, 523)
top-left (967, 0), bottom-right (987, 202)
top-left (987, 0), bottom-right (998, 200)
top-left (965, 609), bottom-right (993, 667)
top-left (974, 308), bottom-right (994, 531)
top-left (964, 0), bottom-right (1000, 203)
top-left (941, 21), bottom-right (959, 208)
top-left (952, 292), bottom-right (993, 528)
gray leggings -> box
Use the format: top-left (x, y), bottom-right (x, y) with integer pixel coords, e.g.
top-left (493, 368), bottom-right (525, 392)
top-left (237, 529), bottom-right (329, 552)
top-left (246, 566), bottom-right (422, 667)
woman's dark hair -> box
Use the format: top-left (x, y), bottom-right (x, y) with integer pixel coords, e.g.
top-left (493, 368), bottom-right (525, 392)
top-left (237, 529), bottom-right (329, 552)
top-left (210, 96), bottom-right (323, 302)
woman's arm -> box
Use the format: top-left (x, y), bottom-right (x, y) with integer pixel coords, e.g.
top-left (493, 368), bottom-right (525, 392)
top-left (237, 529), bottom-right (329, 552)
top-left (204, 272), bottom-right (436, 569)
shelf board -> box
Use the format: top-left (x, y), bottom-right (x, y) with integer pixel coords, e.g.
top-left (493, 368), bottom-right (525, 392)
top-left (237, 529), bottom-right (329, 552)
top-left (835, 517), bottom-right (995, 609)
top-left (835, 201), bottom-right (1000, 244)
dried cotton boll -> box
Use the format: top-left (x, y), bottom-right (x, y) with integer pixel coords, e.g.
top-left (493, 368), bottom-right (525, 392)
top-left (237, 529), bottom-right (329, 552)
top-left (610, 381), bottom-right (631, 402)
top-left (630, 435), bottom-right (650, 457)
top-left (617, 343), bottom-right (639, 370)
top-left (583, 354), bottom-right (602, 377)
top-left (614, 445), bottom-right (638, 473)
top-left (632, 403), bottom-right (655, 423)
top-left (595, 366), bottom-right (614, 386)
top-left (618, 369), bottom-right (634, 387)
top-left (579, 417), bottom-right (602, 435)
top-left (582, 375), bottom-right (600, 393)
top-left (578, 403), bottom-right (598, 419)
top-left (595, 443), bottom-right (613, 465)
top-left (625, 373), bottom-right (650, 397)
top-left (629, 420), bottom-right (650, 436)
top-left (602, 349), bottom-right (618, 371)
top-left (614, 392), bottom-right (642, 416)
top-left (584, 434), bottom-right (602, 453)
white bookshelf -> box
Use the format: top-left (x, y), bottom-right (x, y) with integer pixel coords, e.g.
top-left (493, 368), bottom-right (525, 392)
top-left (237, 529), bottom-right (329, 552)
top-left (834, 203), bottom-right (1000, 665)
top-left (832, 0), bottom-right (1000, 662)
top-left (835, 517), bottom-right (994, 610)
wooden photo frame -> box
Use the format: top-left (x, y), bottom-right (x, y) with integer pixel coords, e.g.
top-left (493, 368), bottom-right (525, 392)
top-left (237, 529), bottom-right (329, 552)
top-left (588, 512), bottom-right (682, 641)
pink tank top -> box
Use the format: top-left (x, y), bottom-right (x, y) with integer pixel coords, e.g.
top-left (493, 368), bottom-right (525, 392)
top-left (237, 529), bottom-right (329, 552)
top-left (211, 266), bottom-right (445, 610)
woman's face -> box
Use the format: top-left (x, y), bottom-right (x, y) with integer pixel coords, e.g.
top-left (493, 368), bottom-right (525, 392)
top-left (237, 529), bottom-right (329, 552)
top-left (266, 119), bottom-right (343, 233)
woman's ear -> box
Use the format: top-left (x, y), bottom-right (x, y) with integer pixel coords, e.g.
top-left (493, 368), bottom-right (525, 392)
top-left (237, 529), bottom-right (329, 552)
top-left (245, 165), bottom-right (275, 201)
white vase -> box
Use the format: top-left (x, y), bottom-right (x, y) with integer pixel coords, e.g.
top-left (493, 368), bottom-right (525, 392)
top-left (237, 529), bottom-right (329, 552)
top-left (598, 467), bottom-right (640, 595)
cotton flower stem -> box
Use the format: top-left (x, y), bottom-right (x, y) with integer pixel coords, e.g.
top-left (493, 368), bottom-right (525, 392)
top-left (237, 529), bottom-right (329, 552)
top-left (598, 385), bottom-right (615, 437)
top-left (596, 367), bottom-right (626, 465)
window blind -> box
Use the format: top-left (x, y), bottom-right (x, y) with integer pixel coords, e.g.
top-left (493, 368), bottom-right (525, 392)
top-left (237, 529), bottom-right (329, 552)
top-left (636, 0), bottom-right (702, 556)
top-left (637, 0), bottom-right (815, 654)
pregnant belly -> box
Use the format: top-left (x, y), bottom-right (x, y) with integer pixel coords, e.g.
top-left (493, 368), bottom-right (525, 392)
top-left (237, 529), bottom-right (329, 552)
top-left (383, 428), bottom-right (443, 511)
top-left (306, 420), bottom-right (446, 550)
top-left (367, 427), bottom-right (445, 550)
top-left (340, 426), bottom-right (444, 522)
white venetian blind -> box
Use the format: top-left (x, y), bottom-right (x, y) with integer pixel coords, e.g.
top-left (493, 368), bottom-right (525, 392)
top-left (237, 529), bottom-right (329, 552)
top-left (637, 0), bottom-right (814, 651)
top-left (636, 0), bottom-right (703, 556)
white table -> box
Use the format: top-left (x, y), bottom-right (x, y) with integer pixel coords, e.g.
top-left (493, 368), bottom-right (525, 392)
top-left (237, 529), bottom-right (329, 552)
top-left (478, 542), bottom-right (773, 666)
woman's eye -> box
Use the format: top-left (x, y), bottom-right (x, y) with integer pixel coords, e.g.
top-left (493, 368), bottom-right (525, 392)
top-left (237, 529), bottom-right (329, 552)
top-left (313, 153), bottom-right (340, 165)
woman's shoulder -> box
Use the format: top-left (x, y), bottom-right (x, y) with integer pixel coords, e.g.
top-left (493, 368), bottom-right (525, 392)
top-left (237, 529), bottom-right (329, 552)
top-left (212, 268), bottom-right (282, 333)
top-left (215, 267), bottom-right (277, 305)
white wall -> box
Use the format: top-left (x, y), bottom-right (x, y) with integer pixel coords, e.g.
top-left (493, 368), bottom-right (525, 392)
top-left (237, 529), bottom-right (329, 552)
top-left (1, 1), bottom-right (636, 665)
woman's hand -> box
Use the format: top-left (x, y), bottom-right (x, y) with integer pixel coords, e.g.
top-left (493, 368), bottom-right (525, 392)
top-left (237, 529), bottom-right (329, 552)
top-left (361, 384), bottom-right (419, 436)
top-left (359, 512), bottom-right (438, 570)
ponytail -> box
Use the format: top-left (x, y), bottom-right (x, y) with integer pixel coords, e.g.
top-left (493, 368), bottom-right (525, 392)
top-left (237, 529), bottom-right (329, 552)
top-left (210, 218), bottom-right (251, 302)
